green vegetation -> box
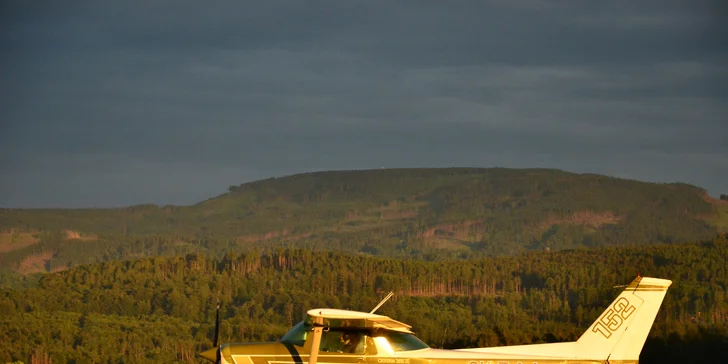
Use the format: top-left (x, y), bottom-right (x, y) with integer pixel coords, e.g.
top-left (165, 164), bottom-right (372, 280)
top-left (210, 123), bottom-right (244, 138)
top-left (1, 235), bottom-right (727, 363)
top-left (709, 200), bottom-right (728, 233)
top-left (1, 168), bottom-right (724, 363)
top-left (0, 168), bottom-right (723, 273)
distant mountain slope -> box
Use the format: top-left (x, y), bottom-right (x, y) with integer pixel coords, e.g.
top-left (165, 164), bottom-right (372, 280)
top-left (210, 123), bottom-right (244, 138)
top-left (0, 168), bottom-right (723, 272)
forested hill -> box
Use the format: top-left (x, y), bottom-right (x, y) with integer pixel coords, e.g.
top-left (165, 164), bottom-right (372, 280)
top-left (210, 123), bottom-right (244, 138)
top-left (1, 168), bottom-right (726, 274)
top-left (1, 236), bottom-right (727, 363)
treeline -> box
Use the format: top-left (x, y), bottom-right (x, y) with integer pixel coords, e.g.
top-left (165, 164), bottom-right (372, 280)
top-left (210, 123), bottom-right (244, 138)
top-left (1, 235), bottom-right (727, 363)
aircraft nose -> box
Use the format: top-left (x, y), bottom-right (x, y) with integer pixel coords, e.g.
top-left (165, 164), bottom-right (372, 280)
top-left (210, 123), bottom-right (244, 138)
top-left (215, 344), bottom-right (247, 364)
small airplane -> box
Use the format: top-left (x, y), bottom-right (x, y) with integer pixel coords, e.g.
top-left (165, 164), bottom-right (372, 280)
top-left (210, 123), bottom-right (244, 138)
top-left (200, 275), bottom-right (671, 364)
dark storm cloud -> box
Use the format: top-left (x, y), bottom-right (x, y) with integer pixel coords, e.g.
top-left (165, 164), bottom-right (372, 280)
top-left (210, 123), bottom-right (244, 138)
top-left (1, 0), bottom-right (726, 207)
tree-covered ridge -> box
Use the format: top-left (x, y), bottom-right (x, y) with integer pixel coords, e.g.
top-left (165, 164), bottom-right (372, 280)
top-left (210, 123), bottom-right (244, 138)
top-left (1, 235), bottom-right (727, 363)
top-left (0, 168), bottom-right (722, 272)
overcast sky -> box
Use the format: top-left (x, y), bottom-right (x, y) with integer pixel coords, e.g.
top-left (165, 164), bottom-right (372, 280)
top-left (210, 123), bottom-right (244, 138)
top-left (1, 1), bottom-right (726, 208)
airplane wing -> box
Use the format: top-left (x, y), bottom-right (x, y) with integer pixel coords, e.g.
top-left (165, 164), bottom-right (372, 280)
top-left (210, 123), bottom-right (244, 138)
top-left (306, 308), bottom-right (413, 333)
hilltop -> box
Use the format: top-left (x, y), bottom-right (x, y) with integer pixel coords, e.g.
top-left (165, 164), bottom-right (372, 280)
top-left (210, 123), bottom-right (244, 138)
top-left (0, 168), bottom-right (725, 273)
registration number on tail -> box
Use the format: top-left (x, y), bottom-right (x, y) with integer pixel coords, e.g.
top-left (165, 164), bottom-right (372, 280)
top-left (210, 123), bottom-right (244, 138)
top-left (592, 297), bottom-right (636, 338)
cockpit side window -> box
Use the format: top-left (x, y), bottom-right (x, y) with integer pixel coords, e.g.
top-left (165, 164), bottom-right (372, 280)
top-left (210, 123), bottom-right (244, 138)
top-left (282, 323), bottom-right (380, 355)
top-left (319, 330), bottom-right (366, 354)
top-left (364, 336), bottom-right (377, 355)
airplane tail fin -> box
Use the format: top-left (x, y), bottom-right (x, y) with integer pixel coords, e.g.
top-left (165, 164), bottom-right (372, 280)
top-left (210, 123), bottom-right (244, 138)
top-left (575, 276), bottom-right (671, 361)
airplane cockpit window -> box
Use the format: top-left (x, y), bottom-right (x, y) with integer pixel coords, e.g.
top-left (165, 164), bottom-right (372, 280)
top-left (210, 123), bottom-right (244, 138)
top-left (374, 330), bottom-right (429, 352)
top-left (280, 321), bottom-right (310, 346)
top-left (319, 330), bottom-right (366, 354)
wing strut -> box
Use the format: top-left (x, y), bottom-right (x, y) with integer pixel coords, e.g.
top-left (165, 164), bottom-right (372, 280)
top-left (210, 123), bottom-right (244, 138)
top-left (308, 326), bottom-right (323, 364)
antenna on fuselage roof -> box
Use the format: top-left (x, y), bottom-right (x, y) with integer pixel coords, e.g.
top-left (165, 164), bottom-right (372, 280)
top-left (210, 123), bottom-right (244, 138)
top-left (370, 291), bottom-right (394, 314)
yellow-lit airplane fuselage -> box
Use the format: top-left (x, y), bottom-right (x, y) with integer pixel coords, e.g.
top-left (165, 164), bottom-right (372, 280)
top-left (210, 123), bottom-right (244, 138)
top-left (202, 276), bottom-right (670, 364)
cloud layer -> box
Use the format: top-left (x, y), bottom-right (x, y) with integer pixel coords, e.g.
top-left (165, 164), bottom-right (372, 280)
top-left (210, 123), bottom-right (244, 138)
top-left (1, 0), bottom-right (726, 207)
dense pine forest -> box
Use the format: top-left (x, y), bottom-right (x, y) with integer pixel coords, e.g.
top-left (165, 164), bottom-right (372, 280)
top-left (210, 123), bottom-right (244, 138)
top-left (2, 168), bottom-right (726, 275)
top-left (2, 235), bottom-right (727, 363)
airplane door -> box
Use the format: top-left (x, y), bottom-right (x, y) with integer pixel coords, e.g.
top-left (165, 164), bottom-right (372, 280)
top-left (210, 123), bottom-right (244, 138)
top-left (358, 336), bottom-right (378, 364)
top-left (317, 329), bottom-right (371, 364)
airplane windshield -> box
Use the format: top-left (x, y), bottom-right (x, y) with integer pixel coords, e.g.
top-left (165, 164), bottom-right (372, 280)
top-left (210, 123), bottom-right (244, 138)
top-left (375, 330), bottom-right (429, 351)
top-left (280, 321), bottom-right (310, 346)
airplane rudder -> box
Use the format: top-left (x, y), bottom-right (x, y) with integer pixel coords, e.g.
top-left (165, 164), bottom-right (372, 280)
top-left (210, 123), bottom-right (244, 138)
top-left (607, 277), bottom-right (671, 361)
top-left (574, 276), bottom-right (671, 360)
